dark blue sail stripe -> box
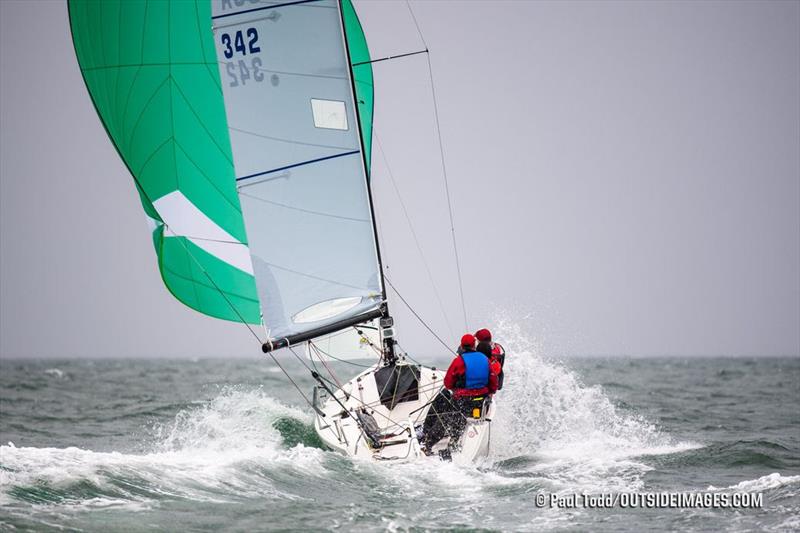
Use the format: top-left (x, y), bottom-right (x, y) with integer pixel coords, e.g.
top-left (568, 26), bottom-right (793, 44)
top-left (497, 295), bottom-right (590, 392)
top-left (235, 150), bottom-right (360, 182)
top-left (212, 0), bottom-right (323, 21)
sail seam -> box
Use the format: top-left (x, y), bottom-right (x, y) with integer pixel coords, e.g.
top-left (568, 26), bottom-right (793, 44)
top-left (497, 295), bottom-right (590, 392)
top-left (262, 260), bottom-right (376, 292)
top-left (135, 135), bottom-right (172, 175)
top-left (239, 192), bottom-right (370, 223)
top-left (161, 262), bottom-right (259, 304)
top-left (124, 76), bottom-right (170, 153)
top-left (171, 81), bottom-right (234, 166)
top-left (172, 140), bottom-right (242, 217)
top-left (229, 126), bottom-right (353, 151)
top-left (81, 62), bottom-right (230, 72)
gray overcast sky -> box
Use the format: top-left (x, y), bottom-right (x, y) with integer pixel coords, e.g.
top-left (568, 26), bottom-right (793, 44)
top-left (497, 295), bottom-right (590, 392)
top-left (1, 0), bottom-right (798, 359)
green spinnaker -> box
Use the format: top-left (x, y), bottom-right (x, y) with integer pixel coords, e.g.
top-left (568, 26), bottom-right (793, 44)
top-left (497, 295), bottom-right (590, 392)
top-left (68, 0), bottom-right (374, 324)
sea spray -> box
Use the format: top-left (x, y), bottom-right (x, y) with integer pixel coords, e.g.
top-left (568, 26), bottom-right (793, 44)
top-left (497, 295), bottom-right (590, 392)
top-left (489, 318), bottom-right (697, 491)
top-left (153, 386), bottom-right (311, 453)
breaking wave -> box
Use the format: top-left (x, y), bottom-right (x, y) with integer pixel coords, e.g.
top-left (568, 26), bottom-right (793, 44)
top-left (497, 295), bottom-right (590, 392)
top-left (0, 388), bottom-right (324, 508)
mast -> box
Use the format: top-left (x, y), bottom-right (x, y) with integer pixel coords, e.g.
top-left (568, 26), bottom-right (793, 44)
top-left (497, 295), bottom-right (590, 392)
top-left (338, 0), bottom-right (396, 363)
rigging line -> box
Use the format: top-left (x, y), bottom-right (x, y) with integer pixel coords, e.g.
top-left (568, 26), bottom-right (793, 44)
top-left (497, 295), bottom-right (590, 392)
top-left (307, 360), bottom-right (412, 433)
top-left (301, 346), bottom-right (422, 432)
top-left (405, 1), bottom-right (469, 331)
top-left (285, 343), bottom-right (317, 374)
top-left (373, 132), bottom-right (455, 341)
top-left (163, 232), bottom-right (313, 414)
top-left (384, 275), bottom-right (456, 357)
top-left (404, 1), bottom-right (428, 50)
top-left (310, 341), bottom-right (377, 368)
top-left (269, 345), bottom-right (325, 415)
top-left (165, 228), bottom-right (320, 414)
top-left (267, 351), bottom-right (321, 415)
top-left (343, 381), bottom-right (444, 412)
top-left (306, 343), bottom-right (322, 374)
top-left (352, 326), bottom-right (387, 358)
top-left (394, 340), bottom-right (469, 421)
top-left (164, 234), bottom-right (245, 245)
top-left (161, 242), bottom-right (261, 345)
top-left (311, 344), bottom-right (343, 388)
top-left (352, 49), bottom-right (428, 67)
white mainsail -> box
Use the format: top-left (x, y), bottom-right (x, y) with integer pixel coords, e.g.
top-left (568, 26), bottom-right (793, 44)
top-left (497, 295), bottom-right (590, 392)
top-left (212, 0), bottom-right (384, 347)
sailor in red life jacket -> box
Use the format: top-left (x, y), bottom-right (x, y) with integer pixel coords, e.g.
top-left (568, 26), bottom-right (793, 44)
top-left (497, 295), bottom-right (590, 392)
top-left (444, 335), bottom-right (499, 399)
top-left (420, 334), bottom-right (498, 455)
top-left (475, 328), bottom-right (507, 390)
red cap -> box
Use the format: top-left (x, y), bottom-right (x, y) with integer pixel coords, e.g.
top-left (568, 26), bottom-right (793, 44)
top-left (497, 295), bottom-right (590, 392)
top-left (460, 334), bottom-right (476, 348)
top-left (475, 328), bottom-right (492, 342)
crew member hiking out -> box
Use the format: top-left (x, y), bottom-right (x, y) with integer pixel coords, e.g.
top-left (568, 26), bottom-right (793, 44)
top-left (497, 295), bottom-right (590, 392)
top-left (475, 328), bottom-right (507, 390)
top-left (420, 334), bottom-right (498, 455)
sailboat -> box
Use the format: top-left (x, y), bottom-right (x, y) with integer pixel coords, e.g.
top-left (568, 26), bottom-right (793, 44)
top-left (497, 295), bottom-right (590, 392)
top-left (69, 0), bottom-right (494, 463)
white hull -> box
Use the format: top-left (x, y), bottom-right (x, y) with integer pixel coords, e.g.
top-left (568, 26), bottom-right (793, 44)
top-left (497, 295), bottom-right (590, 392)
top-left (312, 361), bottom-right (494, 463)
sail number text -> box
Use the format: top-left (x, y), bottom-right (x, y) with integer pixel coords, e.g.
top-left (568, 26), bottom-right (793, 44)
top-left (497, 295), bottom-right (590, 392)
top-left (225, 58), bottom-right (264, 87)
top-left (220, 28), bottom-right (260, 58)
top-left (220, 27), bottom-right (264, 87)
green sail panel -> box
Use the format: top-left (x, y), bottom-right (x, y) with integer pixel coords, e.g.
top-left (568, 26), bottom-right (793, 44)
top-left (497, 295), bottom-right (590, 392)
top-left (342, 0), bottom-right (374, 173)
top-left (211, 0), bottom-right (383, 343)
top-left (69, 0), bottom-right (260, 324)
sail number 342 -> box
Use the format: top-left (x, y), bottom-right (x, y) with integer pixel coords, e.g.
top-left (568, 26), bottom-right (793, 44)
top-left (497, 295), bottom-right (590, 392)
top-left (220, 28), bottom-right (260, 58)
top-left (220, 28), bottom-right (263, 87)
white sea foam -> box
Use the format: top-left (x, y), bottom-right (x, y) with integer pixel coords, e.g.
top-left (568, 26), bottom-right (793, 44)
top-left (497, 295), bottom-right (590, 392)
top-left (0, 388), bottom-right (323, 507)
top-left (43, 368), bottom-right (65, 379)
top-left (707, 473), bottom-right (800, 492)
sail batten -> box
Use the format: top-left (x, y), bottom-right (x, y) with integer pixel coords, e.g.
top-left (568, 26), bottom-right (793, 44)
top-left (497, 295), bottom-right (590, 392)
top-left (235, 150), bottom-right (361, 183)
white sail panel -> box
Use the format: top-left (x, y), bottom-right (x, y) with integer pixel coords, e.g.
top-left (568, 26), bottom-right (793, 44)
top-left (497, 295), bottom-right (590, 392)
top-left (212, 0), bottom-right (383, 342)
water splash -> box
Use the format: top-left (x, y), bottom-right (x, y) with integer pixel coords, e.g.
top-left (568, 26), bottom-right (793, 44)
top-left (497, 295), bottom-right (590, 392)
top-left (153, 386), bottom-right (308, 453)
top-left (0, 388), bottom-right (323, 507)
top-left (489, 317), bottom-right (697, 491)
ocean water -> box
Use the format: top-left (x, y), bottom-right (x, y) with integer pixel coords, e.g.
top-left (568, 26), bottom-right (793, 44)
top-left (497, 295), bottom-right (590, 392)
top-left (1, 327), bottom-right (798, 532)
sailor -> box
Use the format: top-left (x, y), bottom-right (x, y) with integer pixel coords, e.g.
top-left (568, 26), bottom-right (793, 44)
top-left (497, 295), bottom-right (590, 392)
top-left (444, 334), bottom-right (498, 399)
top-left (455, 332), bottom-right (475, 355)
top-left (475, 328), bottom-right (506, 390)
top-left (476, 340), bottom-right (501, 387)
top-left (420, 334), bottom-right (498, 455)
